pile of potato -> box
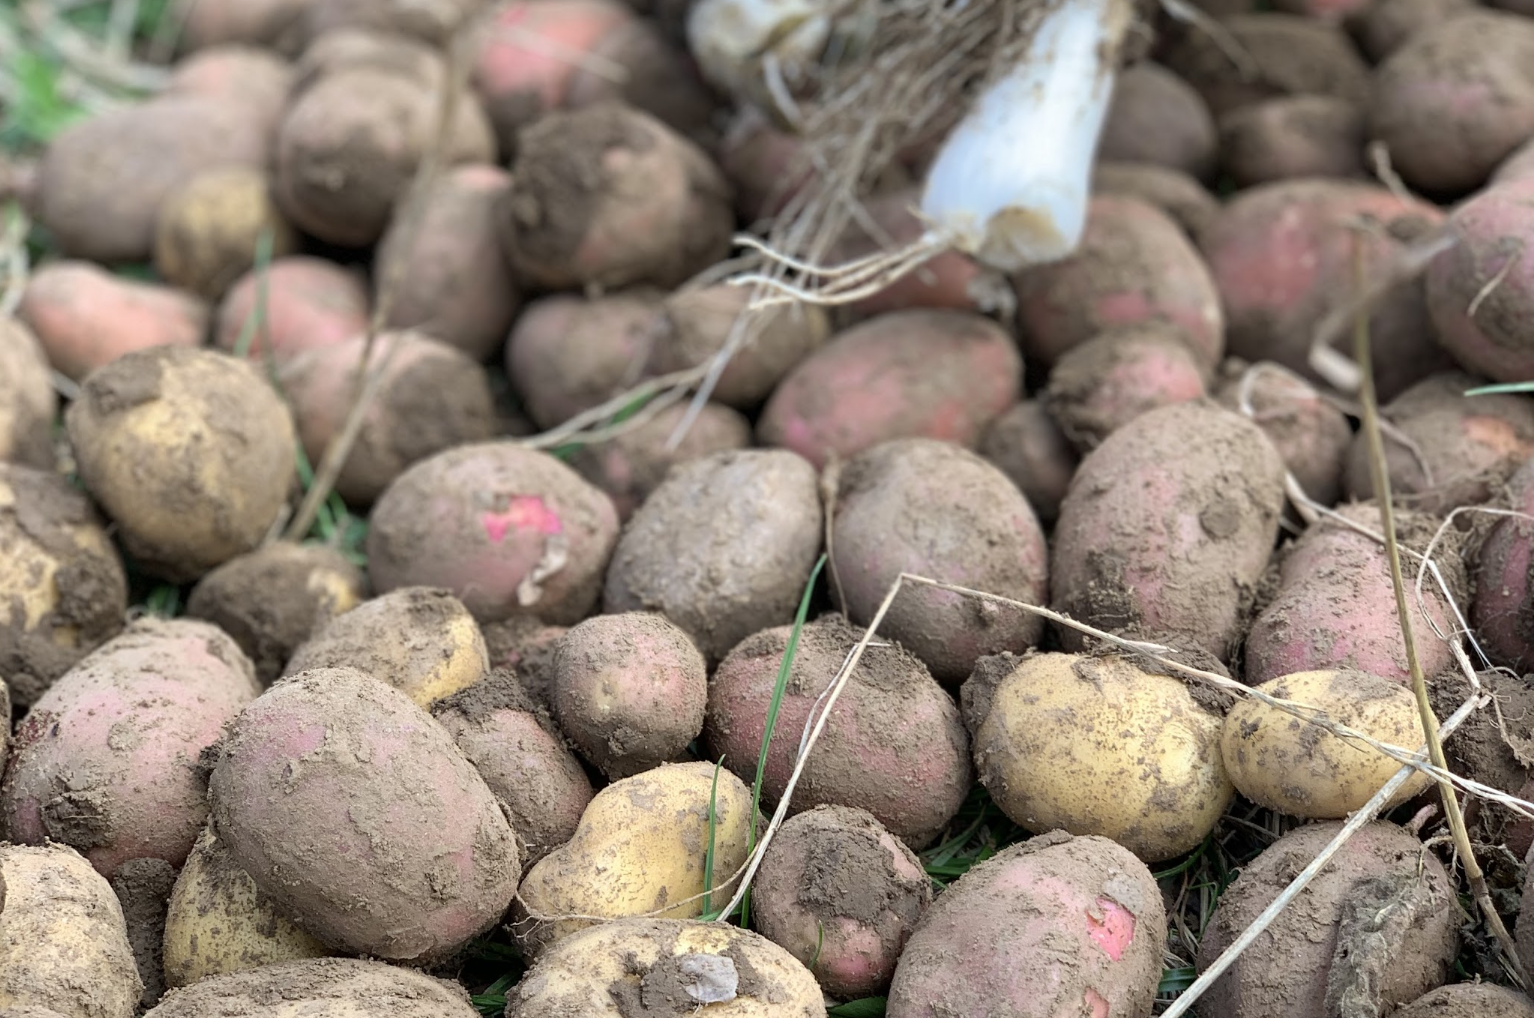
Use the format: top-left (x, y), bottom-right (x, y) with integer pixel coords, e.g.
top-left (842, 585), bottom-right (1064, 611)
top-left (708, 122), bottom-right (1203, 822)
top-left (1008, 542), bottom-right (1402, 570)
top-left (9, 0), bottom-right (1534, 1015)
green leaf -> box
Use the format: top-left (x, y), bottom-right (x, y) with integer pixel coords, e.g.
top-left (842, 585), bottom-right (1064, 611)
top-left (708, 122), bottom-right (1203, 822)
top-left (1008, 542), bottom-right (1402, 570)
top-left (829, 997), bottom-right (887, 1017)
top-left (1465, 382), bottom-right (1534, 396)
top-left (1158, 967), bottom-right (1198, 996)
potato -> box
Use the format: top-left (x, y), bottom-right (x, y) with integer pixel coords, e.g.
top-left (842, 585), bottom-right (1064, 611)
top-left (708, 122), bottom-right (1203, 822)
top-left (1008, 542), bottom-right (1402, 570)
top-left (1091, 161), bottom-right (1220, 238)
top-left (829, 439), bottom-right (1048, 683)
top-left (1215, 365), bottom-right (1352, 507)
top-left (109, 857), bottom-right (177, 1008)
top-left (1345, 0), bottom-right (1477, 62)
top-left (179, 0), bottom-right (313, 53)
top-left (1429, 668), bottom-right (1534, 860)
top-left (301, 0), bottom-right (485, 45)
top-left (432, 671), bottom-right (594, 865)
top-left (1271, 0), bottom-right (1369, 18)
top-left (66, 346), bottom-right (297, 582)
top-left (163, 46), bottom-right (295, 152)
top-left (497, 103), bottom-right (733, 290)
top-left (34, 97), bottom-right (271, 262)
top-left (887, 832), bottom-right (1166, 1018)
top-left (1394, 985), bottom-right (1534, 1018)
top-left (825, 188), bottom-right (990, 317)
top-left (1197, 820), bottom-right (1459, 1018)
top-left (162, 825), bottom-right (330, 990)
top-left (208, 666), bottom-right (521, 960)
top-left (0, 305), bottom-right (57, 471)
top-left (1, 618), bottom-right (260, 877)
top-left (185, 541), bottom-right (366, 685)
top-left (18, 262), bottom-right (209, 382)
top-left (645, 284), bottom-right (830, 408)
top-left (1014, 194), bottom-right (1224, 369)
top-left (1099, 62), bottom-right (1217, 180)
top-left (978, 399), bottom-right (1078, 526)
top-left (759, 310), bottom-right (1021, 470)
top-left (1372, 12), bottom-right (1534, 195)
top-left (376, 164), bottom-right (519, 361)
top-left (968, 652), bottom-right (1233, 862)
top-left (570, 401), bottom-right (752, 520)
top-left (154, 167), bottom-right (299, 301)
top-left (366, 442), bottom-right (621, 624)
top-left (274, 68), bottom-right (495, 247)
top-left (1496, 136), bottom-right (1534, 186)
top-left (145, 957), bottom-right (478, 1017)
top-left (602, 449), bottom-right (821, 662)
top-left (1219, 95), bottom-right (1365, 187)
top-left (214, 255), bottom-right (368, 361)
top-left (289, 26), bottom-right (440, 93)
top-left (1474, 457), bottom-right (1534, 670)
top-left (506, 291), bottom-right (662, 430)
top-left (718, 109), bottom-right (813, 222)
top-left (511, 761), bottom-right (753, 954)
top-left (506, 918), bottom-right (825, 1017)
top-left (0, 844), bottom-right (142, 1018)
top-left (280, 330), bottom-right (497, 506)
top-left (1045, 326), bottom-right (1208, 452)
top-left (1051, 401), bottom-right (1285, 660)
top-left (1199, 179), bottom-right (1452, 401)
top-left (706, 616), bottom-right (970, 848)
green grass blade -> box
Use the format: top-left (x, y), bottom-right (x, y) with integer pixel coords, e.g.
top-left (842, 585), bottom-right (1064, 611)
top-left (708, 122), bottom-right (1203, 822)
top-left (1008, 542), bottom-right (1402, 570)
top-left (1464, 382), bottom-right (1534, 396)
top-left (702, 755), bottom-right (724, 918)
top-left (828, 997), bottom-right (887, 1017)
top-left (232, 227), bottom-right (275, 362)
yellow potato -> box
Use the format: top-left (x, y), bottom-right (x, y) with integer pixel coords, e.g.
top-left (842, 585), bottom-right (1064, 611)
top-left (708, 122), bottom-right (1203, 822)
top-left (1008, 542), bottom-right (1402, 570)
top-left (162, 826), bottom-right (331, 990)
top-left (1220, 669), bottom-right (1431, 819)
top-left (0, 844), bottom-right (142, 1018)
top-left (971, 652), bottom-right (1233, 862)
top-left (512, 761), bottom-right (753, 954)
top-left (507, 918), bottom-right (825, 1017)
top-left (0, 316), bottom-right (56, 470)
top-left (153, 167), bottom-right (299, 300)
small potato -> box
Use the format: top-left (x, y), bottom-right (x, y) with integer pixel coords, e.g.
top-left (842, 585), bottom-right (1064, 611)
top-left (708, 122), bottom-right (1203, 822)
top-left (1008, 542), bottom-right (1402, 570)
top-left (602, 449), bottom-right (821, 662)
top-left (377, 164), bottom-right (520, 361)
top-left (977, 400), bottom-right (1078, 526)
top-left (178, 0), bottom-right (312, 53)
top-left (1218, 95), bottom-right (1365, 187)
top-left (1215, 364), bottom-right (1352, 507)
top-left (1474, 457), bottom-right (1534, 671)
top-left (969, 652), bottom-right (1233, 862)
top-left (209, 667), bottom-right (521, 961)
top-left (506, 292), bottom-right (662, 430)
top-left (0, 312), bottom-right (57, 470)
top-left (1221, 669), bottom-right (1431, 819)
top-left (154, 167), bottom-right (299, 300)
top-left (280, 330), bottom-right (497, 506)
top-left (1014, 194), bottom-right (1224, 369)
top-left (498, 103), bottom-right (734, 291)
top-left (214, 255), bottom-right (368, 361)
top-left (285, 587), bottom-right (489, 706)
top-left (163, 47), bottom-right (295, 153)
top-left (719, 110), bottom-right (813, 222)
top-left (758, 310), bottom-right (1022, 470)
top-left (552, 612), bottom-right (706, 778)
top-left (570, 401), bottom-right (752, 520)
top-left (366, 442), bottom-right (621, 625)
top-left (162, 826), bottom-right (330, 990)
top-left (433, 672), bottom-right (594, 865)
top-left (146, 957), bottom-right (479, 1017)
top-left (825, 188), bottom-right (990, 316)
top-left (1099, 62), bottom-right (1218, 180)
top-left (1045, 326), bottom-right (1208, 452)
top-left (1399, 985), bottom-right (1534, 1018)
top-left (480, 616), bottom-right (567, 707)
top-left (0, 464), bottom-right (129, 706)
top-left (506, 918), bottom-right (825, 1017)
top-left (66, 346), bottom-right (297, 582)
top-left (754, 805), bottom-right (930, 999)
top-left (511, 762), bottom-right (753, 954)
top-left (18, 262), bottom-right (209, 382)
top-left (302, 0), bottom-right (484, 45)
top-left (1345, 0), bottom-right (1478, 62)
top-left (289, 26), bottom-right (441, 93)
top-left (0, 844), bottom-right (142, 1018)
top-left (887, 832), bottom-right (1166, 1018)
top-left (1091, 161), bottom-right (1220, 238)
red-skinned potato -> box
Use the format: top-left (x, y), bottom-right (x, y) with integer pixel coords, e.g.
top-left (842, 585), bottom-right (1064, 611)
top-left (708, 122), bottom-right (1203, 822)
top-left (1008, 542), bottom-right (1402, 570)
top-left (1218, 96), bottom-right (1365, 187)
top-left (178, 0), bottom-right (312, 53)
top-left (164, 45), bottom-right (294, 139)
top-left (1045, 326), bottom-right (1208, 452)
top-left (0, 317), bottom-right (56, 469)
top-left (1496, 136), bottom-right (1534, 186)
top-left (1091, 161), bottom-right (1220, 238)
top-left (570, 401), bottom-right (751, 520)
top-left (302, 0), bottom-right (485, 45)
top-left (1394, 985), bottom-right (1534, 1018)
top-left (213, 255), bottom-right (369, 362)
top-left (1473, 456), bottom-right (1534, 671)
top-left (506, 291), bottom-right (661, 430)
top-left (719, 109), bottom-right (813, 223)
top-left (1345, 0), bottom-right (1477, 63)
top-left (1099, 62), bottom-right (1217, 180)
top-left (978, 400), bottom-right (1079, 526)
top-left (827, 188), bottom-right (990, 317)
top-left (1216, 364), bottom-right (1352, 508)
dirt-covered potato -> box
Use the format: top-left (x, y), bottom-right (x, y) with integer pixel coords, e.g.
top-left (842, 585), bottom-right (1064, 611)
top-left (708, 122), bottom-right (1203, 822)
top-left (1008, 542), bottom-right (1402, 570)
top-left (280, 330), bottom-right (497, 506)
top-left (967, 652), bottom-right (1232, 862)
top-left (432, 672), bottom-right (594, 865)
top-left (603, 449), bottom-right (821, 662)
top-left (1219, 95), bottom-right (1365, 187)
top-left (480, 616), bottom-right (567, 708)
top-left (185, 541), bottom-right (366, 685)
top-left (109, 857), bottom-right (177, 1009)
top-left (153, 167), bottom-right (298, 300)
top-left (978, 399), bottom-right (1078, 526)
top-left (1474, 457), bottom-right (1534, 671)
top-left (1, 618), bottom-right (260, 877)
top-left (1216, 365), bottom-right (1352, 507)
top-left (1045, 326), bottom-right (1208, 452)
top-left (208, 667), bottom-right (521, 961)
top-left (1345, 0), bottom-right (1475, 61)
top-left (887, 832), bottom-right (1166, 1018)
top-left (302, 0), bottom-right (485, 45)
top-left (570, 401), bottom-right (752, 520)
top-left (162, 825), bottom-right (330, 990)
top-left (1221, 669), bottom-right (1431, 819)
top-left (1395, 985), bottom-right (1534, 1018)
top-left (66, 346), bottom-right (297, 582)
top-left (214, 255), bottom-right (368, 362)
top-left (511, 761), bottom-right (753, 954)
top-left (1092, 161), bottom-right (1220, 238)
top-left (1197, 820), bottom-right (1459, 1018)
top-left (0, 843), bottom-right (142, 1018)
top-left (163, 45), bottom-right (295, 138)
top-left (285, 587), bottom-right (489, 706)
top-left (506, 918), bottom-right (826, 1017)
top-left (754, 805), bottom-right (930, 999)
top-left (0, 318), bottom-right (55, 470)
top-left (824, 188), bottom-right (989, 317)
top-left (1099, 62), bottom-right (1217, 179)
top-left (145, 957), bottom-right (479, 1017)
top-left (367, 442), bottom-right (620, 625)
top-left (179, 0), bottom-right (312, 53)
top-left (0, 463), bottom-right (128, 706)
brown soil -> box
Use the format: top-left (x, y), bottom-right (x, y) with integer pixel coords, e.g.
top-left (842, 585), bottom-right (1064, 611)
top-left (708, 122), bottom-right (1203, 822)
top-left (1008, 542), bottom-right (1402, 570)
top-left (1391, 984), bottom-right (1534, 1018)
top-left (110, 856), bottom-right (176, 1009)
top-left (479, 617), bottom-right (568, 710)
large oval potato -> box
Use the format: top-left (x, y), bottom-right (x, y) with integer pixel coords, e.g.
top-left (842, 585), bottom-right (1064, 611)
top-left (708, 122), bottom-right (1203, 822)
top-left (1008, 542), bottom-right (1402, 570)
top-left (145, 957), bottom-right (479, 1017)
top-left (0, 317), bottom-right (55, 470)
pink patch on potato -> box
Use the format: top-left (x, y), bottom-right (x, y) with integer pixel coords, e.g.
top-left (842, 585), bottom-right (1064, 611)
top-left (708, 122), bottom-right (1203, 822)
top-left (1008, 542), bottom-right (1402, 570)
top-left (474, 0), bottom-right (629, 113)
top-left (1086, 898), bottom-right (1135, 961)
top-left (482, 496), bottom-right (564, 543)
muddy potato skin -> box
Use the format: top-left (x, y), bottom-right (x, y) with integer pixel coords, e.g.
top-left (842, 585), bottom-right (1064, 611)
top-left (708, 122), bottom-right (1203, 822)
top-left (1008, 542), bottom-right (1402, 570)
top-left (0, 318), bottom-right (56, 469)
top-left (508, 918), bottom-right (825, 1017)
top-left (145, 957), bottom-right (479, 1017)
top-left (284, 587), bottom-right (489, 706)
top-left (0, 844), bottom-right (142, 1018)
top-left (511, 761), bottom-right (753, 954)
top-left (208, 667), bottom-right (521, 961)
top-left (572, 401), bottom-right (751, 521)
top-left (1220, 669), bottom-right (1431, 819)
top-left (1393, 985), bottom-right (1534, 1018)
top-left (970, 653), bottom-right (1233, 863)
top-left (154, 167), bottom-right (299, 301)
top-left (66, 346), bottom-right (298, 583)
top-left (887, 832), bottom-right (1167, 1018)
top-left (0, 464), bottom-right (128, 706)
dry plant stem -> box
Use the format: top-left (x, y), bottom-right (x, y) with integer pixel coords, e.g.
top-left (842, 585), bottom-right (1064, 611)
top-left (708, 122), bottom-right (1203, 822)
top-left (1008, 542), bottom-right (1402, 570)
top-left (518, 368), bottom-right (706, 451)
top-left (1352, 243), bottom-right (1529, 987)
